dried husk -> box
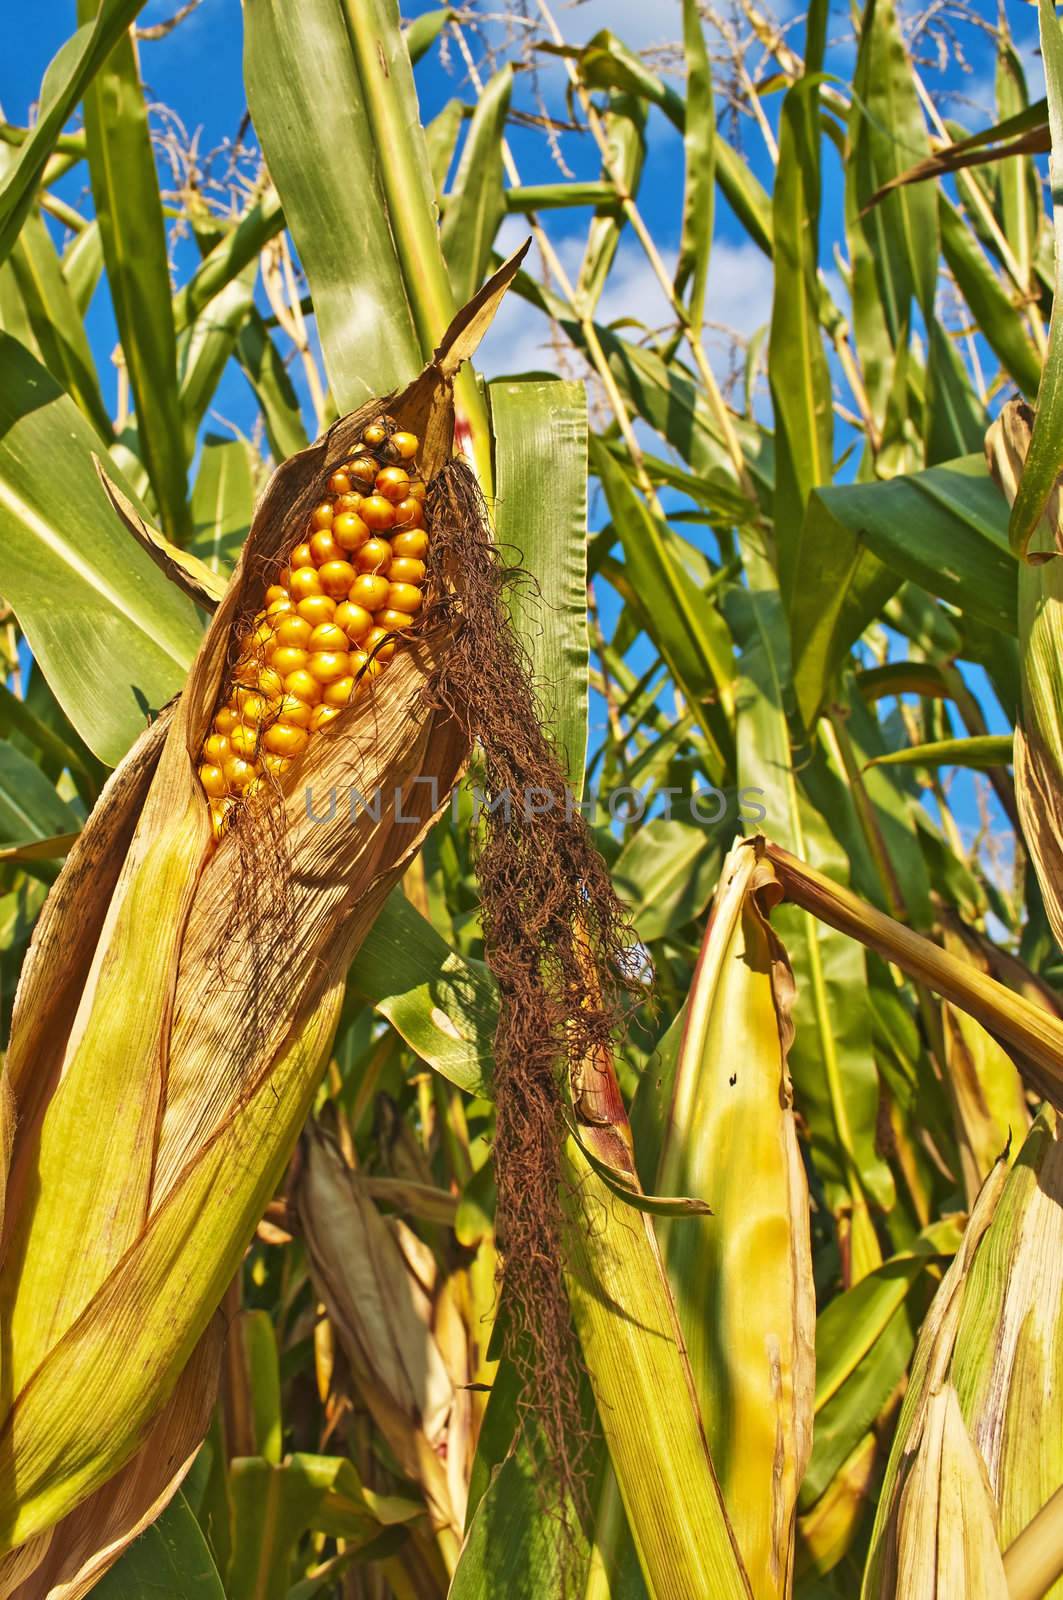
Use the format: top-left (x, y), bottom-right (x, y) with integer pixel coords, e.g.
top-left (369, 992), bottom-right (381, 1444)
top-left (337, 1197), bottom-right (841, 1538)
top-left (296, 1125), bottom-right (464, 1563)
top-left (864, 1109), bottom-right (1063, 1598)
top-left (0, 250), bottom-right (527, 1581)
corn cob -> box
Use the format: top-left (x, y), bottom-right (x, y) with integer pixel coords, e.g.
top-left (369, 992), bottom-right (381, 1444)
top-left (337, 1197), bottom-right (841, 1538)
top-left (198, 416), bottom-right (430, 835)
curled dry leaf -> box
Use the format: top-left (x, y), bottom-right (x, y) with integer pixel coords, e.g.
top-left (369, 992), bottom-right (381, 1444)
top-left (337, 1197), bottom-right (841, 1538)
top-left (0, 248), bottom-right (528, 1588)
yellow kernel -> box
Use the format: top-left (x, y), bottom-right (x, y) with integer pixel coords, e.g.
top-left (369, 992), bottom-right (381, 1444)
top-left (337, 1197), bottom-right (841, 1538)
top-left (262, 752), bottom-right (293, 777)
top-left (349, 648), bottom-right (381, 680)
top-left (362, 420), bottom-right (388, 448)
top-left (209, 797), bottom-right (232, 835)
top-left (309, 530), bottom-right (341, 565)
top-left (265, 584), bottom-right (290, 606)
top-left (310, 704), bottom-right (342, 731)
top-left (348, 456), bottom-right (378, 486)
top-left (365, 626), bottom-right (396, 661)
top-left (386, 582), bottom-right (422, 615)
top-left (335, 600), bottom-right (373, 642)
top-left (269, 645), bottom-right (310, 677)
top-left (284, 669), bottom-right (323, 704)
top-left (387, 556), bottom-right (425, 586)
top-left (355, 539), bottom-right (392, 574)
top-left (332, 511), bottom-right (370, 552)
top-left (214, 705), bottom-right (240, 735)
top-left (392, 497), bottom-right (424, 531)
top-left (310, 502), bottom-right (334, 531)
top-left (327, 468), bottom-right (353, 497)
top-left (392, 529), bottom-right (428, 559)
top-left (229, 724), bottom-right (261, 760)
top-left (389, 430), bottom-right (419, 461)
top-left (290, 567), bottom-right (324, 601)
top-left (323, 675), bottom-right (356, 706)
top-left (335, 491), bottom-right (364, 515)
top-left (263, 721), bottom-right (310, 757)
top-left (349, 573), bottom-right (389, 611)
top-left (290, 543), bottom-right (315, 569)
top-left (308, 621), bottom-right (349, 653)
top-left (296, 594), bottom-right (336, 626)
top-left (233, 689), bottom-right (270, 724)
top-left (232, 655), bottom-right (261, 689)
top-left (224, 755), bottom-right (258, 790)
top-left (405, 476), bottom-right (426, 502)
top-left (306, 651), bottom-right (351, 684)
top-left (199, 762), bottom-right (229, 798)
top-left (204, 733), bottom-right (230, 764)
top-left (318, 558), bottom-right (358, 598)
top-left (274, 614), bottom-right (313, 648)
top-left (375, 465), bottom-right (410, 504)
top-left (360, 495), bottom-right (395, 532)
top-left (378, 609), bottom-right (414, 633)
top-left (274, 693), bottom-right (314, 729)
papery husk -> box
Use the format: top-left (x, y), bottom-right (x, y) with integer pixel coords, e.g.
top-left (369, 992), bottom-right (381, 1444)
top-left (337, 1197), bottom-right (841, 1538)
top-left (0, 247), bottom-right (528, 1569)
top-left (889, 1385), bottom-right (1009, 1599)
top-left (296, 1125), bottom-right (464, 1560)
top-left (0, 1316), bottom-right (224, 1600)
top-left (653, 840), bottom-right (815, 1599)
top-left (862, 1157), bottom-right (1009, 1597)
top-left (865, 1109), bottom-right (1063, 1598)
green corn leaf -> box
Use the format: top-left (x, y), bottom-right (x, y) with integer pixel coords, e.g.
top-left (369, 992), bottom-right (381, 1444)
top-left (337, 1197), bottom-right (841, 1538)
top-left (0, 333), bottom-right (200, 766)
top-left (611, 817), bottom-right (720, 943)
top-left (575, 93), bottom-right (646, 315)
top-left (60, 218), bottom-right (103, 318)
top-left (592, 437), bottom-right (736, 777)
top-left (771, 74), bottom-right (833, 554)
top-left (939, 194), bottom-right (1041, 400)
top-left (178, 272), bottom-right (256, 454)
top-left (732, 540), bottom-right (894, 1278)
top-left (77, 15), bottom-right (190, 542)
top-left (0, 0), bottom-right (149, 263)
top-left (441, 66), bottom-right (512, 306)
top-left (809, 455), bottom-right (1016, 637)
top-left (675, 0), bottom-right (713, 331)
top-left (865, 734), bottom-right (1014, 771)
top-left (1007, 0), bottom-right (1063, 559)
top-left (350, 891), bottom-right (495, 1095)
top-left (563, 1138), bottom-right (753, 1600)
top-left (245, 0), bottom-right (465, 429)
top-left (490, 378), bottom-right (589, 793)
top-left (91, 1491), bottom-right (226, 1600)
top-left (171, 188), bottom-right (283, 335)
top-left (189, 437), bottom-right (255, 578)
top-left (0, 740), bottom-right (81, 849)
top-left (426, 98), bottom-right (464, 198)
top-left (7, 208), bottom-right (111, 439)
top-left (235, 310), bottom-right (309, 464)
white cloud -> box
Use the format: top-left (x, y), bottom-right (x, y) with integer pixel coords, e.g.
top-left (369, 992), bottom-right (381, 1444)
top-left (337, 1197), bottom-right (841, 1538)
top-left (547, 0), bottom-right (683, 51)
top-left (475, 226), bottom-right (778, 389)
top-left (702, 238), bottom-right (775, 340)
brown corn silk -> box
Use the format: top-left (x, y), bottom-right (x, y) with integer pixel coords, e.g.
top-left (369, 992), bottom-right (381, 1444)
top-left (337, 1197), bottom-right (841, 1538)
top-left (0, 253), bottom-right (527, 1594)
top-left (424, 463), bottom-right (643, 1522)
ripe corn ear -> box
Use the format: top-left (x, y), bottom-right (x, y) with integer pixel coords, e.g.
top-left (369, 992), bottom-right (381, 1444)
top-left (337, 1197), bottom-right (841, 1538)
top-left (0, 250), bottom-right (527, 1594)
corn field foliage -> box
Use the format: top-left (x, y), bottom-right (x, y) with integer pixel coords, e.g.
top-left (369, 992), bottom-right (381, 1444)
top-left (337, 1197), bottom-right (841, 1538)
top-left (3, 0), bottom-right (1063, 1596)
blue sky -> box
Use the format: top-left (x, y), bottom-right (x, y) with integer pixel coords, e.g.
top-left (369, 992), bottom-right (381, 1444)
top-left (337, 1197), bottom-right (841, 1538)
top-left (5, 0), bottom-right (1038, 424)
top-left (0, 1), bottom-right (1036, 845)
